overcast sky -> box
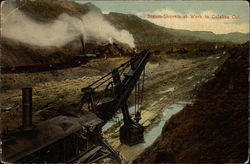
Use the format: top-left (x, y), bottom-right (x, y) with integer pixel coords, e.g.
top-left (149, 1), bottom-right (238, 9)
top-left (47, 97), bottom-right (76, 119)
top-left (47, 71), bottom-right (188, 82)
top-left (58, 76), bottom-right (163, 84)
top-left (76, 0), bottom-right (249, 34)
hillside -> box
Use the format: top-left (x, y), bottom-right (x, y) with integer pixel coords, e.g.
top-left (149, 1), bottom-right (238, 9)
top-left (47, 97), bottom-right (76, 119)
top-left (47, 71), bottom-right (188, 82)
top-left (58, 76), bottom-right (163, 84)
top-left (106, 12), bottom-right (203, 47)
top-left (20, 0), bottom-right (92, 22)
top-left (1, 0), bottom-right (248, 67)
top-left (106, 12), bottom-right (249, 47)
top-left (1, 0), bottom-right (132, 67)
top-left (135, 42), bottom-right (249, 163)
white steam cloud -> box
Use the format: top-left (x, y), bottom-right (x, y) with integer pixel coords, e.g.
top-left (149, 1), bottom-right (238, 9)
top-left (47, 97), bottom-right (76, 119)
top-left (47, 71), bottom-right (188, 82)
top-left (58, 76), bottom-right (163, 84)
top-left (2, 5), bottom-right (135, 48)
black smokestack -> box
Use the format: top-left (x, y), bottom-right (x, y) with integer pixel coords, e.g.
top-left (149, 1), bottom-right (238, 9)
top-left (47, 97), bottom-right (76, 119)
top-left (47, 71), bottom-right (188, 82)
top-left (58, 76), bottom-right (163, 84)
top-left (22, 88), bottom-right (32, 130)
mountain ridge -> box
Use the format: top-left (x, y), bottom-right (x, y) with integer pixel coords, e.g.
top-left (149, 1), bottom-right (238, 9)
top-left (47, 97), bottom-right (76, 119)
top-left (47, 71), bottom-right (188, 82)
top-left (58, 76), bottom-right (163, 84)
top-left (105, 12), bottom-right (249, 47)
top-left (1, 0), bottom-right (248, 67)
top-left (4, 1), bottom-right (249, 47)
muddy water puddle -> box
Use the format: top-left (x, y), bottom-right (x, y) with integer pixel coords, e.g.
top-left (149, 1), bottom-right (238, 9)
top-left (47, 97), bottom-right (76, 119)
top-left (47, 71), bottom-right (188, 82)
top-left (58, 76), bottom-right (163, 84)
top-left (143, 101), bottom-right (191, 147)
top-left (104, 101), bottom-right (192, 162)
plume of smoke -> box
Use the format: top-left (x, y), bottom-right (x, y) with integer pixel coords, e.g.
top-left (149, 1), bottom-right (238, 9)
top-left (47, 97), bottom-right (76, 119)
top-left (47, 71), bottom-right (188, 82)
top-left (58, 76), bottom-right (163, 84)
top-left (1, 5), bottom-right (135, 48)
top-left (80, 11), bottom-right (135, 47)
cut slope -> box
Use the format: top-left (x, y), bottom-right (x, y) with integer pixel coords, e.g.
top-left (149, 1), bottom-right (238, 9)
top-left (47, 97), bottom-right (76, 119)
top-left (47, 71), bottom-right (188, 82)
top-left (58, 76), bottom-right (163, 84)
top-left (135, 42), bottom-right (249, 163)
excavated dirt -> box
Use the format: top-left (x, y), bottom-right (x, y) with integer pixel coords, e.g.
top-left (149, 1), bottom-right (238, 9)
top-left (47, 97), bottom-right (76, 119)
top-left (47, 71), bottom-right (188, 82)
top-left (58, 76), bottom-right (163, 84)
top-left (1, 47), bottom-right (231, 162)
top-left (135, 43), bottom-right (249, 163)
top-left (101, 49), bottom-right (230, 162)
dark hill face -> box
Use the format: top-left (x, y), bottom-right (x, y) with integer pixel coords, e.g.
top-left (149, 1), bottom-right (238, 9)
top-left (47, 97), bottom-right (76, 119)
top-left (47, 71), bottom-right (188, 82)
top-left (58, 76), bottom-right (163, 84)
top-left (19, 0), bottom-right (91, 22)
top-left (1, 1), bottom-right (132, 67)
top-left (135, 42), bottom-right (249, 163)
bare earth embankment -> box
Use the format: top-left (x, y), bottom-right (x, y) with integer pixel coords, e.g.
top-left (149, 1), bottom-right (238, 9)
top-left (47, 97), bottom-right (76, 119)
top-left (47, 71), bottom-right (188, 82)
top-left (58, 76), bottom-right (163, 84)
top-left (135, 43), bottom-right (249, 163)
top-left (102, 48), bottom-right (230, 162)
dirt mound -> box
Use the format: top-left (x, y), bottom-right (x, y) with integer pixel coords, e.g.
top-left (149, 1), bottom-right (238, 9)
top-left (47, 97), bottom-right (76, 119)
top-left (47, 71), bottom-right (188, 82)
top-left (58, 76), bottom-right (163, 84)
top-left (135, 42), bottom-right (249, 163)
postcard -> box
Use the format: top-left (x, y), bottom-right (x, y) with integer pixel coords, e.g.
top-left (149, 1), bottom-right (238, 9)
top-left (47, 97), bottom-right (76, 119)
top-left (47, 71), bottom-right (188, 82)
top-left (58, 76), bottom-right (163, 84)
top-left (0, 0), bottom-right (249, 163)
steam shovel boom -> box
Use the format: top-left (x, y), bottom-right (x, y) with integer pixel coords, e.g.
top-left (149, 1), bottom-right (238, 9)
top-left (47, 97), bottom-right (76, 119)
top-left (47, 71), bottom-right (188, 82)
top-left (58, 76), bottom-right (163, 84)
top-left (81, 50), bottom-right (151, 146)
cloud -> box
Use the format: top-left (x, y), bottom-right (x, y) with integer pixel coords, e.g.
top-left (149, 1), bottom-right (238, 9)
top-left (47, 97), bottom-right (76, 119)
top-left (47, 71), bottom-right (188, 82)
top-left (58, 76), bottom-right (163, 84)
top-left (136, 8), bottom-right (249, 34)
